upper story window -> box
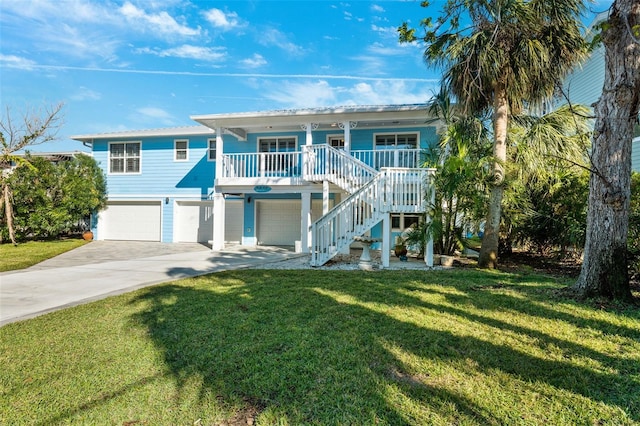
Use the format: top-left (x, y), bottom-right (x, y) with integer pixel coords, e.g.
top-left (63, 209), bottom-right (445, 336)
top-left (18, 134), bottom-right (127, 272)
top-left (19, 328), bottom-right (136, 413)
top-left (174, 139), bottom-right (188, 161)
top-left (109, 142), bottom-right (140, 174)
top-left (208, 139), bottom-right (216, 161)
top-left (328, 136), bottom-right (345, 150)
top-left (375, 133), bottom-right (418, 150)
top-left (258, 136), bottom-right (297, 175)
top-left (259, 137), bottom-right (296, 153)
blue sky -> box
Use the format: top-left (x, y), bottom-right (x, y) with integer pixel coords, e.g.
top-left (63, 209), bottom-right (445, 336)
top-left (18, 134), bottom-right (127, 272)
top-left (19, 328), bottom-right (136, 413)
top-left (1, 0), bottom-right (612, 152)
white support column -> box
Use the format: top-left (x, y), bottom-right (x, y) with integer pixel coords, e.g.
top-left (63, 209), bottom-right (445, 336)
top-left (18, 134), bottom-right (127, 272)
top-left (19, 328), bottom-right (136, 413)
top-left (339, 121), bottom-right (356, 155)
top-left (212, 192), bottom-right (225, 251)
top-left (301, 192), bottom-right (312, 253)
top-left (425, 173), bottom-right (435, 267)
top-left (215, 127), bottom-right (224, 179)
top-left (212, 127), bottom-right (225, 251)
top-left (301, 123), bottom-right (317, 180)
top-left (382, 214), bottom-right (390, 268)
top-left (323, 180), bottom-right (330, 215)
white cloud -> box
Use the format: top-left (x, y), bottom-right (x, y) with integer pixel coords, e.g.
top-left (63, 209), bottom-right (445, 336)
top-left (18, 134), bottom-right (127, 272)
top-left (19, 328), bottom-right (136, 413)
top-left (0, 54), bottom-right (36, 70)
top-left (240, 53), bottom-right (267, 69)
top-left (260, 79), bottom-right (435, 108)
top-left (258, 28), bottom-right (304, 56)
top-left (371, 4), bottom-right (385, 13)
top-left (136, 44), bottom-right (227, 62)
top-left (135, 107), bottom-right (176, 125)
top-left (119, 1), bottom-right (200, 37)
top-left (1, 0), bottom-right (115, 24)
top-left (371, 25), bottom-right (399, 38)
top-left (345, 81), bottom-right (434, 105)
top-left (262, 80), bottom-right (339, 108)
top-left (70, 86), bottom-right (101, 101)
top-left (203, 8), bottom-right (242, 31)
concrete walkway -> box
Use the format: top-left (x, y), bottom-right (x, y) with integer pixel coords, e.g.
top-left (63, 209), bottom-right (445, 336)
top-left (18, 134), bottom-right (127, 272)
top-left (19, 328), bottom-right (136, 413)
top-left (0, 241), bottom-right (302, 326)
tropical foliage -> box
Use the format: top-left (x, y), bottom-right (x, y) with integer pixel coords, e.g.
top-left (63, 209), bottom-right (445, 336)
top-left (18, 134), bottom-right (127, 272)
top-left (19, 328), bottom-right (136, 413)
top-left (399, 0), bottom-right (588, 268)
top-left (0, 103), bottom-right (64, 244)
top-left (415, 91), bottom-right (491, 256)
top-left (501, 104), bottom-right (592, 255)
top-left (0, 154), bottom-right (107, 242)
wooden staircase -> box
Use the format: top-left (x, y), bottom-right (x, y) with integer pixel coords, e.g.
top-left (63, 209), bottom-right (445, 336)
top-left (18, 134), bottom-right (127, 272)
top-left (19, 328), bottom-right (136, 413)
top-left (309, 161), bottom-right (429, 266)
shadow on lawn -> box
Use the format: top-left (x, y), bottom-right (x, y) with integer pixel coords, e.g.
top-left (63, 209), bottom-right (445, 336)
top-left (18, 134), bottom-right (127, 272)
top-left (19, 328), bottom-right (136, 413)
top-left (129, 269), bottom-right (639, 424)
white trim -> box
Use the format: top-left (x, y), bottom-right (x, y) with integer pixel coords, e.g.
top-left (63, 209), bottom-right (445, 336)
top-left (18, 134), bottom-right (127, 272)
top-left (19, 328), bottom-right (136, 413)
top-left (174, 139), bottom-right (189, 161)
top-left (207, 138), bottom-right (217, 162)
top-left (107, 141), bottom-right (142, 175)
top-left (373, 131), bottom-right (420, 150)
top-left (256, 135), bottom-right (299, 152)
top-left (326, 134), bottom-right (345, 148)
top-left (391, 213), bottom-right (421, 231)
top-left (73, 125), bottom-right (214, 141)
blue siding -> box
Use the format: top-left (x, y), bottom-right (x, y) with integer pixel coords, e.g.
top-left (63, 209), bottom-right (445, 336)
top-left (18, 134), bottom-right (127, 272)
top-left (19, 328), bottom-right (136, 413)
top-left (94, 135), bottom-right (215, 198)
top-left (564, 46), bottom-right (640, 172)
top-left (220, 126), bottom-right (439, 152)
top-left (563, 45), bottom-right (605, 107)
top-left (162, 201), bottom-right (174, 243)
top-left (92, 121), bottom-right (439, 243)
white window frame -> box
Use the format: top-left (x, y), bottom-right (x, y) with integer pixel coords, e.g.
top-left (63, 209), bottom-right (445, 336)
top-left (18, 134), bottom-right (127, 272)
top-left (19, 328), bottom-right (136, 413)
top-left (174, 139), bottom-right (189, 161)
top-left (373, 132), bottom-right (419, 150)
top-left (257, 136), bottom-right (298, 153)
top-left (257, 136), bottom-right (298, 174)
top-left (108, 141), bottom-right (141, 174)
top-left (391, 213), bottom-right (421, 231)
top-left (207, 138), bottom-right (216, 162)
top-left (327, 135), bottom-right (345, 149)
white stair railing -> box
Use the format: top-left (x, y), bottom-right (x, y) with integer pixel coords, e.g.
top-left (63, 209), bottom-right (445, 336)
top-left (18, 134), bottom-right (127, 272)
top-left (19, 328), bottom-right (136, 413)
top-left (302, 145), bottom-right (377, 193)
top-left (310, 168), bottom-right (430, 266)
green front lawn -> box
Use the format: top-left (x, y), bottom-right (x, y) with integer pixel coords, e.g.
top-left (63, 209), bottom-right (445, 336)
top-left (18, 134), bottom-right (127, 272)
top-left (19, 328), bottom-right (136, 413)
top-left (0, 239), bottom-right (88, 272)
top-left (1, 269), bottom-right (638, 425)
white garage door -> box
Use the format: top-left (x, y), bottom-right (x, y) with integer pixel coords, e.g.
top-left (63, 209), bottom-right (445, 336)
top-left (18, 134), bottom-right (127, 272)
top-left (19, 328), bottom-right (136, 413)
top-left (224, 201), bottom-right (243, 243)
top-left (174, 201), bottom-right (213, 243)
top-left (256, 200), bottom-right (325, 246)
top-left (174, 200), bottom-right (243, 243)
top-left (99, 201), bottom-right (161, 241)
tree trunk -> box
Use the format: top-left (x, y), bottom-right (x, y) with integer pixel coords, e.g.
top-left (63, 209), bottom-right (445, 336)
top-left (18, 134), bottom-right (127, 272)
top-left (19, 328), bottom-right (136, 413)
top-left (478, 83), bottom-right (509, 268)
top-left (573, 0), bottom-right (639, 301)
top-left (2, 183), bottom-right (17, 245)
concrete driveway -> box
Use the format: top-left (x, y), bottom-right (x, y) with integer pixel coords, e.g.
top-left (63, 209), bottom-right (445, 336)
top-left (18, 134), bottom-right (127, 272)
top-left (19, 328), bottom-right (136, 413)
top-left (0, 241), bottom-right (302, 326)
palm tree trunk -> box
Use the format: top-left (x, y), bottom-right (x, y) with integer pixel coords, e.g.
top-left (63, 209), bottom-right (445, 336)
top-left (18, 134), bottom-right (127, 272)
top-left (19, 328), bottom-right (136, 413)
top-left (573, 0), bottom-right (638, 301)
top-left (478, 83), bottom-right (509, 268)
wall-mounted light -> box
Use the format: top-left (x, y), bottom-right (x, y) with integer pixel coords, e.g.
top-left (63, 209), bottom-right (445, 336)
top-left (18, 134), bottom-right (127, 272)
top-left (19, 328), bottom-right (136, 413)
top-left (247, 196), bottom-right (252, 203)
top-left (165, 197), bottom-right (169, 204)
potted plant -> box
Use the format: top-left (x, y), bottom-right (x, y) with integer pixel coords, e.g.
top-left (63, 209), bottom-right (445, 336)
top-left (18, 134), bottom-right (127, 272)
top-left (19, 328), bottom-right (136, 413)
top-left (394, 235), bottom-right (407, 258)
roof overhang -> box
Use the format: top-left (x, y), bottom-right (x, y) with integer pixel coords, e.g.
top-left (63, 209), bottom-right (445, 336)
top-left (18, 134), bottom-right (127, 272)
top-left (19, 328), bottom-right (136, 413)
top-left (191, 104), bottom-right (439, 141)
top-left (71, 125), bottom-right (214, 143)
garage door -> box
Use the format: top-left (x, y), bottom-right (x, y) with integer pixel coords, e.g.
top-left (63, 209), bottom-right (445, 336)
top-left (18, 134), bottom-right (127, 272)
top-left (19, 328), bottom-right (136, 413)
top-left (99, 201), bottom-right (161, 241)
top-left (174, 201), bottom-right (213, 243)
top-left (224, 201), bottom-right (243, 243)
top-left (174, 200), bottom-right (242, 243)
top-left (256, 200), bottom-right (325, 246)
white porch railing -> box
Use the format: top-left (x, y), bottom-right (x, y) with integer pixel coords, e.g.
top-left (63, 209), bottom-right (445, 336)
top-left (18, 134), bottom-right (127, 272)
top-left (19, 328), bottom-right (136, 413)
top-left (310, 168), bottom-right (432, 266)
top-left (219, 147), bottom-right (422, 181)
top-left (222, 152), bottom-right (303, 178)
top-left (352, 149), bottom-right (422, 169)
top-left (302, 145), bottom-right (377, 193)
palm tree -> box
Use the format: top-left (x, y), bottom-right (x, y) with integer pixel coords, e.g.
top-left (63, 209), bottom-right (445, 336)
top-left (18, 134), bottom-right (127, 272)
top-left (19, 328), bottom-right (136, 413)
top-left (400, 0), bottom-right (588, 268)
